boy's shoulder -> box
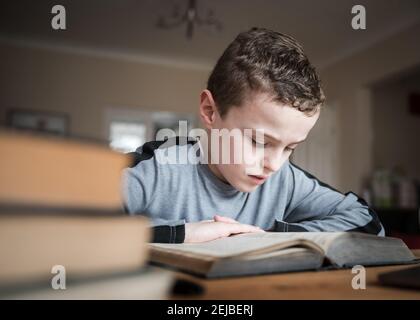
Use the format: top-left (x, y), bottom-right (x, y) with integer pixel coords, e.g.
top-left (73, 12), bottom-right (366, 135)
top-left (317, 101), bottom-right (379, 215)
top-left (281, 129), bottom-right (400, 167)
top-left (127, 136), bottom-right (201, 171)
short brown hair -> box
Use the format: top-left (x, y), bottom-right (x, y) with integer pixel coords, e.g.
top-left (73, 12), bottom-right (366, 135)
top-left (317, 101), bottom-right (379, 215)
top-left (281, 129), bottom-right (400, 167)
top-left (207, 27), bottom-right (325, 117)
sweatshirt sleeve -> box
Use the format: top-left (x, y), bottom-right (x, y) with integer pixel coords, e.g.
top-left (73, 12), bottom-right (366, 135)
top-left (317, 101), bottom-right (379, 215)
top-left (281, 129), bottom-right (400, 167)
top-left (276, 162), bottom-right (384, 236)
top-left (121, 143), bottom-right (186, 243)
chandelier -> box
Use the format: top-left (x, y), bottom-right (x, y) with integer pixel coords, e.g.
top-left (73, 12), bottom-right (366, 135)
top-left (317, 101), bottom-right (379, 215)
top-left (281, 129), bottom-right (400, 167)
top-left (156, 0), bottom-right (222, 39)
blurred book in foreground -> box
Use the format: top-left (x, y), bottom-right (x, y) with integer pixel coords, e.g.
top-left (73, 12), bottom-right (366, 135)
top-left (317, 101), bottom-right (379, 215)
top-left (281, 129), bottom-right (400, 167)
top-left (1, 266), bottom-right (173, 300)
top-left (0, 214), bottom-right (150, 285)
top-left (0, 129), bottom-right (128, 209)
top-left (0, 130), bottom-right (172, 299)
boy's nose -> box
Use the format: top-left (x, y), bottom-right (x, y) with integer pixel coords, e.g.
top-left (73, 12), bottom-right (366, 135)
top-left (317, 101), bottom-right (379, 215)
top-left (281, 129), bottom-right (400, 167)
top-left (264, 152), bottom-right (285, 173)
top-left (264, 161), bottom-right (282, 174)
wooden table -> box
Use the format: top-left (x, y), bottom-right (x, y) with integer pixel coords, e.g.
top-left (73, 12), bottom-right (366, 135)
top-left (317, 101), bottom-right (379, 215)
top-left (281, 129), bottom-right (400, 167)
top-left (170, 250), bottom-right (420, 299)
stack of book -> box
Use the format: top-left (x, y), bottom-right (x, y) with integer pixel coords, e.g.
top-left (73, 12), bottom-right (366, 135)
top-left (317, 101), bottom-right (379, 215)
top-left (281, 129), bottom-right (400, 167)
top-left (0, 130), bottom-right (173, 299)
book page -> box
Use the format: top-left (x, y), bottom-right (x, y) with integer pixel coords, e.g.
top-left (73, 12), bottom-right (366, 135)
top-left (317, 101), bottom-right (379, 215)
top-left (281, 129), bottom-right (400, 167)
top-left (281, 232), bottom-right (346, 251)
top-left (150, 232), bottom-right (344, 259)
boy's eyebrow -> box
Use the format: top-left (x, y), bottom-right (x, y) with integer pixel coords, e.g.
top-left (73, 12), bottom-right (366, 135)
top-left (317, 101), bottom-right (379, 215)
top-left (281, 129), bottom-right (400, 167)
top-left (261, 132), bottom-right (306, 145)
top-left (243, 128), bottom-right (305, 145)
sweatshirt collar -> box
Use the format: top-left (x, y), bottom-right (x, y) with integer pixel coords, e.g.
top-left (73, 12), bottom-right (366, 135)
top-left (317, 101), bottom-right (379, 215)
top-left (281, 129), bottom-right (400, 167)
top-left (197, 163), bottom-right (240, 196)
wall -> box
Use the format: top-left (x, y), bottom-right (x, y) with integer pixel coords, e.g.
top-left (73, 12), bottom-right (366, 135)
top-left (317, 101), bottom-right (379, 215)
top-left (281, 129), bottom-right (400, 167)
top-left (0, 42), bottom-right (209, 141)
top-left (372, 76), bottom-right (420, 180)
top-left (320, 22), bottom-right (420, 193)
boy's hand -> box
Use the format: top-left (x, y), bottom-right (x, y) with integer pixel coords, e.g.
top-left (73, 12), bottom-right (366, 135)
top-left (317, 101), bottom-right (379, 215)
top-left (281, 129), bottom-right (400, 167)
top-left (213, 215), bottom-right (240, 224)
top-left (184, 215), bottom-right (264, 243)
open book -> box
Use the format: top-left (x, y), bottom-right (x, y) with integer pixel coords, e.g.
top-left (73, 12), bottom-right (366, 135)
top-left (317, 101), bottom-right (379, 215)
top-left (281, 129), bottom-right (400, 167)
top-left (150, 232), bottom-right (418, 278)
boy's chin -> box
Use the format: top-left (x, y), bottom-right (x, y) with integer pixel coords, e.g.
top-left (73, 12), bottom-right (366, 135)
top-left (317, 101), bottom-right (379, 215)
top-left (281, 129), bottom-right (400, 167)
top-left (230, 180), bottom-right (260, 193)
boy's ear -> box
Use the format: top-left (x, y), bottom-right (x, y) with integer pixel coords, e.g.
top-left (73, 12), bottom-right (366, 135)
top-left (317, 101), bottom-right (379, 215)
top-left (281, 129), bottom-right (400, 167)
top-left (199, 89), bottom-right (219, 129)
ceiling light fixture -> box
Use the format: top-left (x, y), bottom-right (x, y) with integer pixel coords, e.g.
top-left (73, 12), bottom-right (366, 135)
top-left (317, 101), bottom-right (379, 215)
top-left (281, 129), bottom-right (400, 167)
top-left (156, 0), bottom-right (222, 40)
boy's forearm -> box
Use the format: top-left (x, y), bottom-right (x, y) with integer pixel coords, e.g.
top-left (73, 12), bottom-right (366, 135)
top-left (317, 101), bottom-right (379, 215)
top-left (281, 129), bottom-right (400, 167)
top-left (285, 163), bottom-right (384, 236)
top-left (280, 193), bottom-right (384, 235)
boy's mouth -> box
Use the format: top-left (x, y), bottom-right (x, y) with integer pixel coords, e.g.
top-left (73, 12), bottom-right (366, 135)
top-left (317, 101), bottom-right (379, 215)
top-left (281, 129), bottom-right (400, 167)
top-left (248, 174), bottom-right (268, 185)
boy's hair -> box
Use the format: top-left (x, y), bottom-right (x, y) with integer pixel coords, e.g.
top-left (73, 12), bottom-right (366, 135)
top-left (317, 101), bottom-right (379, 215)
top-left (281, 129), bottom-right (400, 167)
top-left (207, 27), bottom-right (325, 117)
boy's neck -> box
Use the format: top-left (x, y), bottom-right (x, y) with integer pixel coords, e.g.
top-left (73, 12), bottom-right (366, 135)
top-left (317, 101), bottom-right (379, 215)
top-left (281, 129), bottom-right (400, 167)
top-left (207, 163), bottom-right (228, 184)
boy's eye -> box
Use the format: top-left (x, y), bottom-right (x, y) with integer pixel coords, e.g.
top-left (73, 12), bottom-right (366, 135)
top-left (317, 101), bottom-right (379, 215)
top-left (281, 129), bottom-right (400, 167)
top-left (251, 139), bottom-right (268, 147)
top-left (285, 147), bottom-right (295, 153)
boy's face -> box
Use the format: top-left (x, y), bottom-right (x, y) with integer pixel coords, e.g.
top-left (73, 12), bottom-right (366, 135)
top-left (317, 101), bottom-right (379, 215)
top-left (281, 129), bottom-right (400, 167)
top-left (201, 90), bottom-right (320, 193)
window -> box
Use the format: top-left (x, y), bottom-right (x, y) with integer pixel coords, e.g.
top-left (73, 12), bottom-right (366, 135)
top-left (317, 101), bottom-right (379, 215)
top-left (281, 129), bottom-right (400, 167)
top-left (109, 121), bottom-right (146, 153)
top-left (104, 107), bottom-right (196, 154)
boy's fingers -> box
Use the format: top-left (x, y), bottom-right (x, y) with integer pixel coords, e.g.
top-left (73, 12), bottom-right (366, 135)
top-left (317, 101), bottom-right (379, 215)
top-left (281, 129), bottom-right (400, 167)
top-left (214, 216), bottom-right (264, 235)
top-left (214, 215), bottom-right (239, 224)
top-left (228, 223), bottom-right (263, 234)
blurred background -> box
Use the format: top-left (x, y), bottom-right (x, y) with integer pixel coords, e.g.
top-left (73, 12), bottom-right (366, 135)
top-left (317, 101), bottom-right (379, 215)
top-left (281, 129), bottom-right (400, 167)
top-left (1, 0), bottom-right (420, 243)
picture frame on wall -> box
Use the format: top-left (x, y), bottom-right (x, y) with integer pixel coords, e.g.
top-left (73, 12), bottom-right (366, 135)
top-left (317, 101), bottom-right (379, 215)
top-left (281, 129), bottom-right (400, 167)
top-left (6, 109), bottom-right (70, 136)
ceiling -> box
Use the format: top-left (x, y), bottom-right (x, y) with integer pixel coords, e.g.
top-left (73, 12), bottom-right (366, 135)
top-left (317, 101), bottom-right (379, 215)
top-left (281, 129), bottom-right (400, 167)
top-left (1, 0), bottom-right (420, 70)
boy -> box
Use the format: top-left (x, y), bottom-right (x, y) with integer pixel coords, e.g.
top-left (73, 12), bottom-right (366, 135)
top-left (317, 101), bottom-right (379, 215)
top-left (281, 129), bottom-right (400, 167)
top-left (122, 28), bottom-right (384, 243)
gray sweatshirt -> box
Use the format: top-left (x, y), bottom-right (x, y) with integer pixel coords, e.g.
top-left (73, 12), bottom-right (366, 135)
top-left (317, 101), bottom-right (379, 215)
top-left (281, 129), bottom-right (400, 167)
top-left (121, 137), bottom-right (384, 243)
